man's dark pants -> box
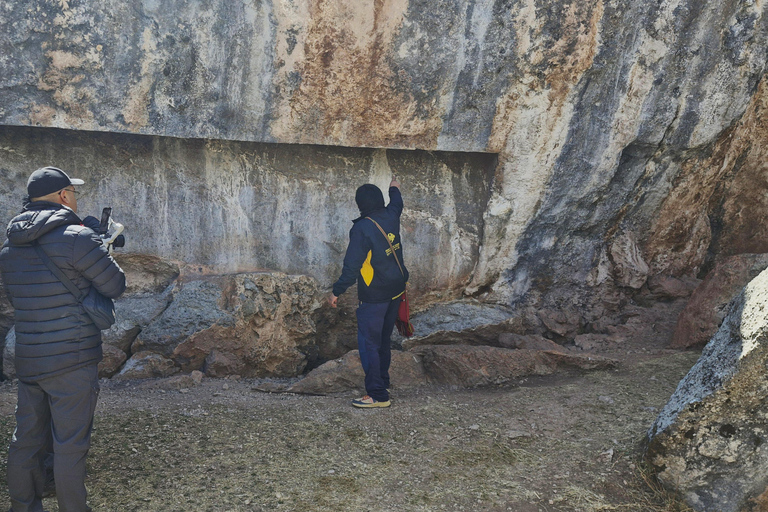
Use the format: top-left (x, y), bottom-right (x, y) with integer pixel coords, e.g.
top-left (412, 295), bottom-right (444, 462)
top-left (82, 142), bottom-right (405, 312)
top-left (8, 364), bottom-right (99, 512)
top-left (356, 297), bottom-right (402, 402)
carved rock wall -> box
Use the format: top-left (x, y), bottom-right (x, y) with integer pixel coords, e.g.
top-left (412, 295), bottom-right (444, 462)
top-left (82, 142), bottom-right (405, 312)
top-left (0, 126), bottom-right (495, 302)
top-left (2, 0), bottom-right (768, 356)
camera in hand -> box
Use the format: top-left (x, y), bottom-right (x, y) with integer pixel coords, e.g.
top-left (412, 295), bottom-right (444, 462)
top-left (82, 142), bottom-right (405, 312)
top-left (92, 207), bottom-right (125, 253)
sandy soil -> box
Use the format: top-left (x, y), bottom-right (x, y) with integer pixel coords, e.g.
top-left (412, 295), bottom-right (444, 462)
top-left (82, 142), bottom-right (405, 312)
top-left (0, 343), bottom-right (699, 512)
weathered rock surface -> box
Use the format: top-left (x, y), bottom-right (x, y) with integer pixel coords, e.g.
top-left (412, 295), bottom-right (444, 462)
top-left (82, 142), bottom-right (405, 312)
top-left (115, 351), bottom-right (179, 380)
top-left (414, 345), bottom-right (617, 388)
top-left (0, 0), bottom-right (765, 319)
top-left (288, 344), bottom-right (617, 395)
top-left (646, 267), bottom-right (768, 512)
top-left (132, 272), bottom-right (323, 378)
top-left (400, 301), bottom-right (518, 349)
top-left (671, 253), bottom-right (768, 349)
top-left (0, 127), bottom-right (493, 301)
top-left (98, 343), bottom-right (128, 379)
top-left (104, 294), bottom-right (173, 354)
top-left (645, 274), bottom-right (700, 301)
top-left (287, 350), bottom-right (428, 395)
top-left (114, 253), bottom-right (180, 295)
top-left (498, 333), bottom-right (566, 353)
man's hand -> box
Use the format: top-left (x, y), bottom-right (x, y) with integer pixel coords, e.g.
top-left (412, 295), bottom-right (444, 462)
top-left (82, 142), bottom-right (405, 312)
top-left (328, 294), bottom-right (338, 308)
top-left (390, 176), bottom-right (401, 189)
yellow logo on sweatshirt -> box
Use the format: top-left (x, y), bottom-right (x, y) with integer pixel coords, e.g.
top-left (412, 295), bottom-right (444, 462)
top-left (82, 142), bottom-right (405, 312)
top-left (360, 250), bottom-right (374, 286)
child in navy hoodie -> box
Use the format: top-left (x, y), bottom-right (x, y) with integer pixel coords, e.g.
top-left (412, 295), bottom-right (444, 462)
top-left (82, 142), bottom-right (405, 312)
top-left (329, 177), bottom-right (409, 408)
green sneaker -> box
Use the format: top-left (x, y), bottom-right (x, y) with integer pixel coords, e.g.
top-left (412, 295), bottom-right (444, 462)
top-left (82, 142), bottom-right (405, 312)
top-left (352, 395), bottom-right (391, 408)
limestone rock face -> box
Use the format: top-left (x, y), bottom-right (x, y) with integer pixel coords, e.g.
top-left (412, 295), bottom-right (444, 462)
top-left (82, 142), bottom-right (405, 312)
top-left (132, 272), bottom-right (323, 378)
top-left (0, 0), bottom-right (766, 315)
top-left (0, 128), bottom-right (494, 301)
top-left (646, 267), bottom-right (768, 512)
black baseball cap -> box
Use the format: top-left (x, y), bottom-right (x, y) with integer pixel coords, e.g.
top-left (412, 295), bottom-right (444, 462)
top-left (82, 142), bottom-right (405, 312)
top-left (27, 167), bottom-right (84, 198)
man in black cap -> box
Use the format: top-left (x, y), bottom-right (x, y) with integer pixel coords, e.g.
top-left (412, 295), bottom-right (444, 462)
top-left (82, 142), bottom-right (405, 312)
top-left (0, 166), bottom-right (126, 512)
top-left (329, 177), bottom-right (409, 408)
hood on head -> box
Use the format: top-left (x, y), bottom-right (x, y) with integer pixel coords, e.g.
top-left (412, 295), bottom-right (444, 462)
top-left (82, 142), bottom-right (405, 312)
top-left (6, 202), bottom-right (81, 246)
top-left (355, 184), bottom-right (385, 219)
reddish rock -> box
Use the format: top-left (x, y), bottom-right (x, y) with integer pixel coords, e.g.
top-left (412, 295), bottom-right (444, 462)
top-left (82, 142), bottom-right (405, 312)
top-left (414, 345), bottom-right (617, 388)
top-left (98, 344), bottom-right (128, 378)
top-left (671, 254), bottom-right (768, 349)
top-left (609, 231), bottom-right (650, 289)
top-left (134, 272), bottom-right (323, 378)
top-left (202, 349), bottom-right (245, 378)
top-left (287, 350), bottom-right (428, 395)
top-left (646, 274), bottom-right (700, 300)
top-left (536, 308), bottom-right (581, 338)
top-left (498, 333), bottom-right (566, 352)
top-left (289, 345), bottom-right (617, 394)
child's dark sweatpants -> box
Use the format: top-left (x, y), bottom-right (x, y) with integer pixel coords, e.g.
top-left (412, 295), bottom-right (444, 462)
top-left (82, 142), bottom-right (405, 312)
top-left (356, 296), bottom-right (402, 402)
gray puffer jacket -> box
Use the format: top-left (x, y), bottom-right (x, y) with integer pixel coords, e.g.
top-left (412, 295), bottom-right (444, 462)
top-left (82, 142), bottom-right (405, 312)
top-left (0, 201), bottom-right (126, 381)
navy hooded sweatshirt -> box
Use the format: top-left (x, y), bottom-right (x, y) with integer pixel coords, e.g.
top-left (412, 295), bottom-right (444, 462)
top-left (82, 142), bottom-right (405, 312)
top-left (332, 186), bottom-right (409, 303)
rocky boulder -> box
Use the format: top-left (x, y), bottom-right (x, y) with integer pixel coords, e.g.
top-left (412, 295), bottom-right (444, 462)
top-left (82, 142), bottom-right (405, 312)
top-left (115, 351), bottom-right (180, 380)
top-left (414, 345), bottom-right (617, 388)
top-left (101, 254), bottom-right (180, 374)
top-left (498, 333), bottom-right (566, 353)
top-left (400, 301), bottom-right (519, 349)
top-left (287, 344), bottom-right (617, 395)
top-left (98, 344), bottom-right (128, 378)
top-left (671, 253), bottom-right (768, 349)
top-left (132, 272), bottom-right (323, 378)
top-left (646, 266), bottom-right (768, 512)
top-left (287, 350), bottom-right (428, 395)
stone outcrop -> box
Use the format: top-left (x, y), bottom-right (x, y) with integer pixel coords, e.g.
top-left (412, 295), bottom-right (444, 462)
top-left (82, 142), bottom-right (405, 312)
top-left (646, 267), bottom-right (768, 512)
top-left (98, 344), bottom-right (128, 378)
top-left (0, 260), bottom-right (326, 380)
top-left (116, 351), bottom-right (179, 380)
top-left (286, 350), bottom-right (428, 395)
top-left (100, 254), bottom-right (179, 359)
top-left (414, 345), bottom-right (617, 388)
top-left (400, 301), bottom-right (520, 349)
top-left (671, 253), bottom-right (768, 349)
top-left (287, 344), bottom-right (617, 395)
top-left (132, 272), bottom-right (323, 378)
top-left (498, 333), bottom-right (567, 353)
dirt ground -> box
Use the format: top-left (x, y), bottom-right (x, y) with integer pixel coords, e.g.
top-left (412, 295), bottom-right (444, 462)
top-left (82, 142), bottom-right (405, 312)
top-left (0, 342), bottom-right (700, 512)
